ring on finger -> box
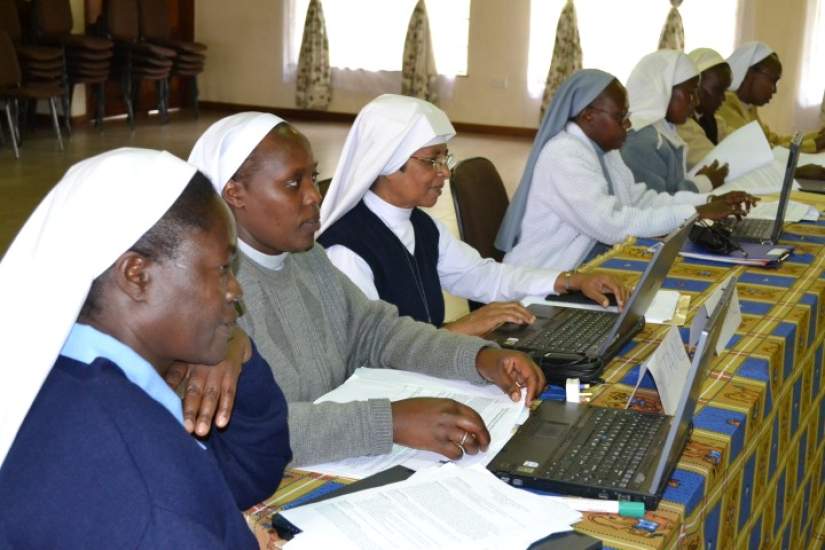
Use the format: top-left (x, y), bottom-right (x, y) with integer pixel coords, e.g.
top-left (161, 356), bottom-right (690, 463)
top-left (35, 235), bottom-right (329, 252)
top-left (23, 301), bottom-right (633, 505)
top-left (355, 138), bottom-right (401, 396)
top-left (459, 431), bottom-right (468, 446)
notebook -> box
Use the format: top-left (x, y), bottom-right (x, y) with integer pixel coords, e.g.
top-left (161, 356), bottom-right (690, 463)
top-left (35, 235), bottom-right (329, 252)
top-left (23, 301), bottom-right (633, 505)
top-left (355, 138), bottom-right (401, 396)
top-left (487, 277), bottom-right (735, 509)
top-left (485, 215), bottom-right (696, 383)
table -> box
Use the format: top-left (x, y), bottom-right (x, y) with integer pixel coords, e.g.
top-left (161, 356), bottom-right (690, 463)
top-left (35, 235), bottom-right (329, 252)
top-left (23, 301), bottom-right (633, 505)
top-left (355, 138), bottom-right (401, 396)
top-left (246, 192), bottom-right (825, 550)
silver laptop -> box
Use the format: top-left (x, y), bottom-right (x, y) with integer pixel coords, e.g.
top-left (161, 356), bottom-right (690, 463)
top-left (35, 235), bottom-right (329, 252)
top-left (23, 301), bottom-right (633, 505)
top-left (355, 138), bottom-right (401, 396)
top-left (729, 132), bottom-right (802, 244)
top-left (488, 277), bottom-right (736, 509)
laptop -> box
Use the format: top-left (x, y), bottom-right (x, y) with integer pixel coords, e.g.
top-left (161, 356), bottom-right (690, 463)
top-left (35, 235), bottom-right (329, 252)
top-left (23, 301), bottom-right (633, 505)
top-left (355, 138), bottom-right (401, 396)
top-left (796, 178), bottom-right (825, 195)
top-left (486, 215), bottom-right (696, 382)
top-left (487, 277), bottom-right (736, 509)
top-left (728, 132), bottom-right (803, 244)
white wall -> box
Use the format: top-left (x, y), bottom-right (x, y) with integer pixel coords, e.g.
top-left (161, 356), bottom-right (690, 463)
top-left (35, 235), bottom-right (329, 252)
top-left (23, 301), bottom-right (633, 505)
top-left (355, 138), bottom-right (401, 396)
top-left (194, 0), bottom-right (819, 134)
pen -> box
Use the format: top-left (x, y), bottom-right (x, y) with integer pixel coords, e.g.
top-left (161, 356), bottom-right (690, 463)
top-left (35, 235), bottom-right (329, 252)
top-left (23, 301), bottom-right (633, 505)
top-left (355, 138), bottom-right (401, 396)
top-left (548, 496), bottom-right (645, 518)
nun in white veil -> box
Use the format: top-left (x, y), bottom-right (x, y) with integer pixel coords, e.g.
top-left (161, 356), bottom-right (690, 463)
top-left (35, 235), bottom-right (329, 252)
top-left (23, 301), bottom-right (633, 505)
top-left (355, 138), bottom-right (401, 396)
top-left (319, 94), bottom-right (626, 337)
top-left (620, 50), bottom-right (728, 195)
top-left (717, 41), bottom-right (825, 154)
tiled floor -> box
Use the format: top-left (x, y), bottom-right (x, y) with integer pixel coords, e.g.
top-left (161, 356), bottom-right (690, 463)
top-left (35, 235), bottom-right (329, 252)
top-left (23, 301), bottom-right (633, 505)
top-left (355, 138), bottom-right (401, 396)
top-left (0, 109), bottom-right (534, 320)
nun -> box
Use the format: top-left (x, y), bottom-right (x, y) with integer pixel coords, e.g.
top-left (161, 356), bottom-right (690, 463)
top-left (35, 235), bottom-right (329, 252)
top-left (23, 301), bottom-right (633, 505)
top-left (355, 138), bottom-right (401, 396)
top-left (717, 41), bottom-right (825, 153)
top-left (677, 48), bottom-right (734, 170)
top-left (0, 149), bottom-right (291, 547)
top-left (317, 94), bottom-right (626, 337)
top-left (188, 112), bottom-right (546, 468)
top-left (620, 50), bottom-right (729, 194)
top-left (497, 69), bottom-right (754, 272)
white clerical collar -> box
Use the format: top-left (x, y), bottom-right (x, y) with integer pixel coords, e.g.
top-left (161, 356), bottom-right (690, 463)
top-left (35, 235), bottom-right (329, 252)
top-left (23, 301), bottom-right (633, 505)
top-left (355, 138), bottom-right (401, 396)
top-left (363, 190), bottom-right (413, 226)
top-left (238, 238), bottom-right (288, 271)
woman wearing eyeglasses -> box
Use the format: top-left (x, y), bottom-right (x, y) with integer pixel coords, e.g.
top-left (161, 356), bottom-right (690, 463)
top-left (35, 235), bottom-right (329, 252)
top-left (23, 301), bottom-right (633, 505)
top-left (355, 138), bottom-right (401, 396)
top-left (318, 94), bottom-right (627, 338)
top-left (496, 69), bottom-right (755, 273)
top-left (620, 50), bottom-right (729, 195)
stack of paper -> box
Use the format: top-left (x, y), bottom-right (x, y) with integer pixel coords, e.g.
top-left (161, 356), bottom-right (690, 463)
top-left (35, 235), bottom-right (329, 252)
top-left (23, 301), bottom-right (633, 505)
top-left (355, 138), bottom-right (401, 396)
top-left (745, 199), bottom-right (819, 222)
top-left (524, 289), bottom-right (681, 324)
top-left (282, 463), bottom-right (582, 550)
top-left (299, 369), bottom-right (528, 479)
top-left (688, 121), bottom-right (774, 181)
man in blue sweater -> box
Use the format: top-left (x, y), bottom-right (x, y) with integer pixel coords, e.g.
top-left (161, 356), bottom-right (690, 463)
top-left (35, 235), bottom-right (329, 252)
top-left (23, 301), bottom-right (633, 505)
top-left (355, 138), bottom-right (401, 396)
top-left (0, 149), bottom-right (291, 548)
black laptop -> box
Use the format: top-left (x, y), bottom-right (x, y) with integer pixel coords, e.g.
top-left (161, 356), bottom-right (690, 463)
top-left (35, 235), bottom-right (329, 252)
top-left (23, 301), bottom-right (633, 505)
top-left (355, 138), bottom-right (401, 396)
top-left (728, 132), bottom-right (802, 244)
top-left (485, 216), bottom-right (696, 382)
top-left (487, 277), bottom-right (736, 509)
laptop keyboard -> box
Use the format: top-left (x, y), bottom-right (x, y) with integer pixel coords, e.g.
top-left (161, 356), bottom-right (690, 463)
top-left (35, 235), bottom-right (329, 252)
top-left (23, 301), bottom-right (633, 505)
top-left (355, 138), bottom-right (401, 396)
top-left (732, 218), bottom-right (774, 240)
top-left (520, 309), bottom-right (614, 354)
top-left (544, 407), bottom-right (667, 489)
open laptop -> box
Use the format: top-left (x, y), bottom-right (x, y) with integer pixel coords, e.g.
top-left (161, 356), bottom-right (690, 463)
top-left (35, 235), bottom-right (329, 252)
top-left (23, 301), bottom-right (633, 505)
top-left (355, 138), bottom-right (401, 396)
top-left (487, 277), bottom-right (736, 509)
top-left (728, 132), bottom-right (803, 244)
top-left (486, 215), bottom-right (696, 382)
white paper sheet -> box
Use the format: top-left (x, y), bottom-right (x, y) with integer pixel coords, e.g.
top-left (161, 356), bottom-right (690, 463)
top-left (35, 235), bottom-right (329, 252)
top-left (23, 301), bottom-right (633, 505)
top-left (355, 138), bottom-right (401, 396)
top-left (689, 276), bottom-right (742, 354)
top-left (282, 463), bottom-right (581, 550)
top-left (688, 121), bottom-right (773, 180)
top-left (629, 325), bottom-right (691, 415)
top-left (711, 156), bottom-right (799, 196)
top-left (299, 369), bottom-right (527, 479)
top-left (773, 144), bottom-right (825, 168)
top-left (524, 289), bottom-right (680, 324)
top-left (745, 200), bottom-right (819, 222)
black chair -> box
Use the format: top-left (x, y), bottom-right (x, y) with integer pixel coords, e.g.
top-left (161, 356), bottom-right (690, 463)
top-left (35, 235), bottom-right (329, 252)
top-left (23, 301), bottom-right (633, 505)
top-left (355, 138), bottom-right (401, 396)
top-left (450, 157), bottom-right (511, 311)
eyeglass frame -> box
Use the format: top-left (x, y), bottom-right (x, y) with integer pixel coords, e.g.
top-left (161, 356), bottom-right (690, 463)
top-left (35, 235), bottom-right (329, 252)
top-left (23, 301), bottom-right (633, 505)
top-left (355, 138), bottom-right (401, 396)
top-left (587, 106), bottom-right (630, 125)
top-left (409, 152), bottom-right (457, 172)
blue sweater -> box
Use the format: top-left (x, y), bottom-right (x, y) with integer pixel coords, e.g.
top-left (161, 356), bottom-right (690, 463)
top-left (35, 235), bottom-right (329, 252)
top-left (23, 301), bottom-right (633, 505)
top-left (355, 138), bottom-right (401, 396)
top-left (0, 344), bottom-right (290, 548)
top-left (620, 125), bottom-right (699, 194)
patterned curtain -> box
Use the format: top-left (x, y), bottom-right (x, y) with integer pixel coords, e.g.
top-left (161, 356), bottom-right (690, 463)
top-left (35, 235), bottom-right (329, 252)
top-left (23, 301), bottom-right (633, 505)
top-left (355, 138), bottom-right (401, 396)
top-left (295, 0), bottom-right (331, 110)
top-left (540, 0), bottom-right (582, 121)
top-left (658, 0), bottom-right (685, 51)
top-left (401, 0), bottom-right (438, 103)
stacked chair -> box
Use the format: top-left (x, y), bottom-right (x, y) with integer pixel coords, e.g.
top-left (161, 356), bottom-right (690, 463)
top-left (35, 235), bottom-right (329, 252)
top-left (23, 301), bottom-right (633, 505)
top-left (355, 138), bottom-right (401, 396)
top-left (31, 0), bottom-right (115, 130)
top-left (138, 0), bottom-right (206, 115)
top-left (105, 0), bottom-right (176, 126)
top-left (0, 30), bottom-right (64, 157)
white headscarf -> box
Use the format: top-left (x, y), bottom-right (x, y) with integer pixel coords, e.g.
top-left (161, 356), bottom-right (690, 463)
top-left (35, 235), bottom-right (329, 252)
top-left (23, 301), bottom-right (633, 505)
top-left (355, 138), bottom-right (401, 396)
top-left (319, 94), bottom-right (455, 234)
top-left (727, 41), bottom-right (775, 91)
top-left (188, 112), bottom-right (286, 194)
top-left (0, 148), bottom-right (197, 468)
top-left (627, 50), bottom-right (699, 132)
top-left (688, 48), bottom-right (727, 73)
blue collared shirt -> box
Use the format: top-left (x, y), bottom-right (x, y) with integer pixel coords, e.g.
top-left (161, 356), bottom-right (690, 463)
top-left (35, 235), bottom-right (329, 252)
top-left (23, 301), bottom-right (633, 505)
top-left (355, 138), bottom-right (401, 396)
top-left (60, 323), bottom-right (205, 449)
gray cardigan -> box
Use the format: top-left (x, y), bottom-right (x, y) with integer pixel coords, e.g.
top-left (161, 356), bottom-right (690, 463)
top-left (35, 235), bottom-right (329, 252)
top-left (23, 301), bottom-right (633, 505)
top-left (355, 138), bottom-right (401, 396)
top-left (620, 125), bottom-right (700, 195)
top-left (236, 244), bottom-right (490, 466)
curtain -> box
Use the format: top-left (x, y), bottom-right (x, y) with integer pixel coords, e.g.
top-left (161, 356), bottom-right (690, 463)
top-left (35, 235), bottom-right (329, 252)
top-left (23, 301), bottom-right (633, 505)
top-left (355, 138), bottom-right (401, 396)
top-left (401, 0), bottom-right (438, 103)
top-left (658, 0), bottom-right (685, 51)
top-left (540, 0), bottom-right (582, 121)
top-left (295, 0), bottom-right (331, 110)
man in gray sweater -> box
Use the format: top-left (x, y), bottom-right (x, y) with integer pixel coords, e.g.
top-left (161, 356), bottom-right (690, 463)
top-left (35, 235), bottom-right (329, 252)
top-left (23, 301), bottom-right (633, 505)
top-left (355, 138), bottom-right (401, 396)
top-left (186, 112), bottom-right (545, 467)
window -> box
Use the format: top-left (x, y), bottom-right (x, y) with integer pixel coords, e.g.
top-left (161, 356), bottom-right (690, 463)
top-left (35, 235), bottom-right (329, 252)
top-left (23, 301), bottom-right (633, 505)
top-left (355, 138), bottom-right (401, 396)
top-left (285, 0), bottom-right (470, 78)
top-left (799, 0), bottom-right (825, 108)
top-left (527, 0), bottom-right (740, 97)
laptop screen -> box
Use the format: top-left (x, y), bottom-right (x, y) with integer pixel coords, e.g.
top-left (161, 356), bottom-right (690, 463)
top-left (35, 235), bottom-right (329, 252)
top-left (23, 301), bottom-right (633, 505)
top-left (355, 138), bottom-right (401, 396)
top-left (649, 277), bottom-right (737, 488)
top-left (771, 133), bottom-right (804, 242)
top-left (598, 215), bottom-right (697, 354)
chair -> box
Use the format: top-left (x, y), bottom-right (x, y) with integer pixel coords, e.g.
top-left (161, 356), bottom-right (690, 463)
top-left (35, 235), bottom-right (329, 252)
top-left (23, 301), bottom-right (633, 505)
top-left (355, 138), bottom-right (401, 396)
top-left (0, 31), bottom-right (64, 158)
top-left (31, 0), bottom-right (114, 129)
top-left (317, 177), bottom-right (332, 202)
top-left (449, 157), bottom-right (511, 311)
top-left (449, 157), bottom-right (510, 262)
top-left (106, 0), bottom-right (176, 126)
top-left (138, 0), bottom-right (206, 115)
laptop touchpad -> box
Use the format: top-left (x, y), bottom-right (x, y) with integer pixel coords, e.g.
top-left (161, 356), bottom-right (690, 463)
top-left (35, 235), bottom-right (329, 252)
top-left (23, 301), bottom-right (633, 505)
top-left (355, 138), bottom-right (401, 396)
top-left (534, 420), bottom-right (569, 440)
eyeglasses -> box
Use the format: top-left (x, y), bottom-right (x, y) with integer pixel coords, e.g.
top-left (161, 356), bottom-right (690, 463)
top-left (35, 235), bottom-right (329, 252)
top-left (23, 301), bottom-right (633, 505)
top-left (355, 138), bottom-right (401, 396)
top-left (409, 152), bottom-right (456, 172)
top-left (588, 106), bottom-right (630, 124)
